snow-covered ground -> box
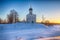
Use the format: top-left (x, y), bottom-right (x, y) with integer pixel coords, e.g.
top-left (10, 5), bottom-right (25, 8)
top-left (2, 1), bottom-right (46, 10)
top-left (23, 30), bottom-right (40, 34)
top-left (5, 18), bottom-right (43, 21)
top-left (0, 23), bottom-right (60, 40)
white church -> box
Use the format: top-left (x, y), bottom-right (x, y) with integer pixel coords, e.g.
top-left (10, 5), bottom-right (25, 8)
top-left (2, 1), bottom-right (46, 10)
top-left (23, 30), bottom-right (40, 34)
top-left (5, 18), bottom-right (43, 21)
top-left (26, 7), bottom-right (36, 23)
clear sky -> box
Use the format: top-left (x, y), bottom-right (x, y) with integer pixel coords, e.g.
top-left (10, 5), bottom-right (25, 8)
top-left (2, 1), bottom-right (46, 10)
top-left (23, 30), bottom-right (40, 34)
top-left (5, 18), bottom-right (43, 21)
top-left (0, 0), bottom-right (60, 23)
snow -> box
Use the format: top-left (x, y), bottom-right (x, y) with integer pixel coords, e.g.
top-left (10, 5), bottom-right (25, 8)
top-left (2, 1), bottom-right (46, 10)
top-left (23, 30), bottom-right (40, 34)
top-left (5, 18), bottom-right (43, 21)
top-left (0, 23), bottom-right (60, 40)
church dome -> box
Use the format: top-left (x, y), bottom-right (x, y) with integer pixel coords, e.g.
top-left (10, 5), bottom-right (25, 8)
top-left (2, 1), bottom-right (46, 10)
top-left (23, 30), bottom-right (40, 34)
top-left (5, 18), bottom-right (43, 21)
top-left (29, 7), bottom-right (33, 10)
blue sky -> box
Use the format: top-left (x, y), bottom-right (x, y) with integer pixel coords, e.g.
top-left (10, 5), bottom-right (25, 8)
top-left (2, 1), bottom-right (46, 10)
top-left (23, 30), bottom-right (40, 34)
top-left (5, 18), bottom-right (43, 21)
top-left (0, 0), bottom-right (60, 23)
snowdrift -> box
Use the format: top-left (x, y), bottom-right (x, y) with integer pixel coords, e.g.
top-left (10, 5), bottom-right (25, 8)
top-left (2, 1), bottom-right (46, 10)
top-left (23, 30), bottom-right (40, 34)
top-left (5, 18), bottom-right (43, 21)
top-left (0, 23), bottom-right (60, 40)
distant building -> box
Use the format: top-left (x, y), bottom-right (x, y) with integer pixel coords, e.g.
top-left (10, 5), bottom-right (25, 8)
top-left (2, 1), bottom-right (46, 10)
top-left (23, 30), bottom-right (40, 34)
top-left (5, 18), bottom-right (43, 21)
top-left (26, 7), bottom-right (36, 23)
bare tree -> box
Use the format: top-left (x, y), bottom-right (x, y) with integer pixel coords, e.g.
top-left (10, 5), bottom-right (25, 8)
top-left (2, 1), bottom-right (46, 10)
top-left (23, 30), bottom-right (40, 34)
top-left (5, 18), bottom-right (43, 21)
top-left (7, 9), bottom-right (19, 23)
top-left (45, 20), bottom-right (50, 23)
top-left (0, 18), bottom-right (2, 23)
top-left (41, 15), bottom-right (45, 23)
top-left (7, 14), bottom-right (13, 23)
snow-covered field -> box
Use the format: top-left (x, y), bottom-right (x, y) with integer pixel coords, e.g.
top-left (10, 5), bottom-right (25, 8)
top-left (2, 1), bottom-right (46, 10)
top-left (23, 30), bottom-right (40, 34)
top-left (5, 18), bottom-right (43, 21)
top-left (0, 23), bottom-right (60, 40)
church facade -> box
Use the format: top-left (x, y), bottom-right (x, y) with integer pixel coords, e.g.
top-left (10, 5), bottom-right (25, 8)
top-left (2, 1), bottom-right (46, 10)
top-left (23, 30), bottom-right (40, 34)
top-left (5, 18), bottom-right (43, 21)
top-left (26, 7), bottom-right (36, 23)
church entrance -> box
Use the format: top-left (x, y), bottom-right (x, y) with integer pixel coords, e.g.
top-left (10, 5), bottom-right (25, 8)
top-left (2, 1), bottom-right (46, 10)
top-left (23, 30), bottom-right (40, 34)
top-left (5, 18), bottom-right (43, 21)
top-left (32, 21), bottom-right (34, 23)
